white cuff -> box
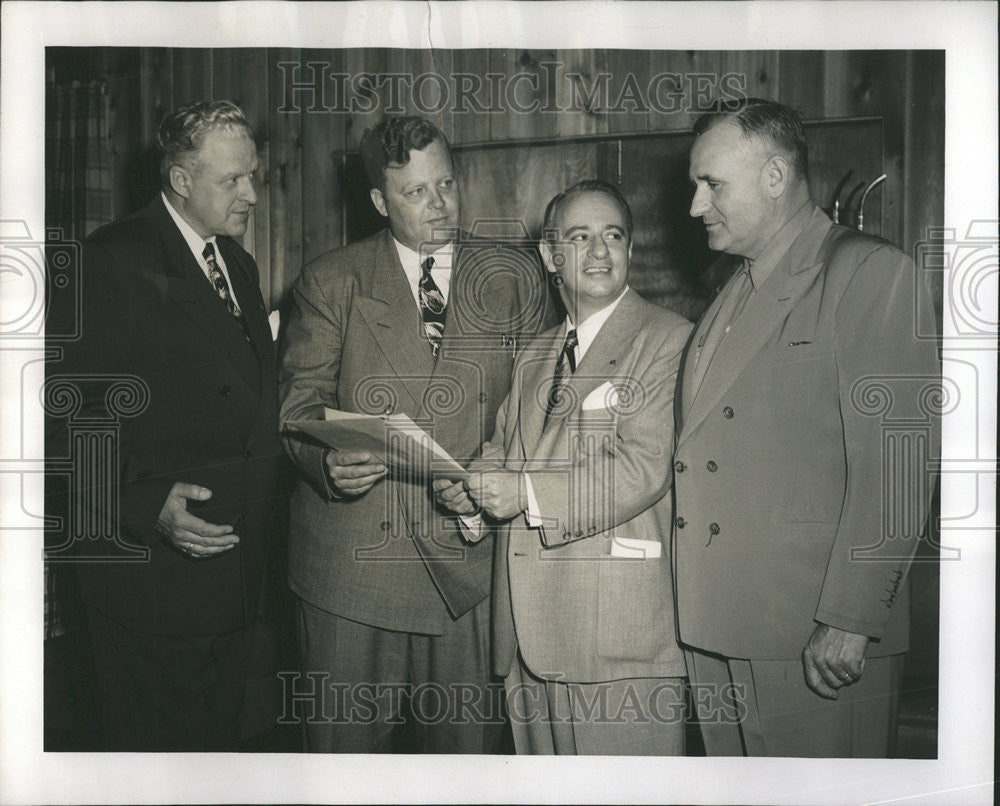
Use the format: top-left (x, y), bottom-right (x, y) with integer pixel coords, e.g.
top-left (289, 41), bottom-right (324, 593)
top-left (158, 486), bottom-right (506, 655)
top-left (524, 473), bottom-right (542, 527)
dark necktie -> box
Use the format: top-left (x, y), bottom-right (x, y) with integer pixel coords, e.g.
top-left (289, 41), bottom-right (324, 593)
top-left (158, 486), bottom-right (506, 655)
top-left (203, 242), bottom-right (251, 341)
top-left (545, 328), bottom-right (578, 425)
top-left (418, 256), bottom-right (447, 359)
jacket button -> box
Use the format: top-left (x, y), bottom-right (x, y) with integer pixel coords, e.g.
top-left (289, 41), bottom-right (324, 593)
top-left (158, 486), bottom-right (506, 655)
top-left (574, 529), bottom-right (583, 538)
top-left (562, 531), bottom-right (573, 541)
top-left (218, 384), bottom-right (231, 396)
top-left (478, 392), bottom-right (488, 403)
top-left (674, 461), bottom-right (685, 473)
top-left (380, 521), bottom-right (391, 531)
top-left (723, 406), bottom-right (734, 419)
top-left (383, 405), bottom-right (394, 415)
top-left (588, 524), bottom-right (597, 534)
top-left (709, 522), bottom-right (720, 535)
top-left (707, 460), bottom-right (718, 472)
top-left (675, 517), bottom-right (686, 528)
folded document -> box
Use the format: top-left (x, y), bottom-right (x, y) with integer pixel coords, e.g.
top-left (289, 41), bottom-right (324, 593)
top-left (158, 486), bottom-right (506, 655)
top-left (284, 408), bottom-right (469, 482)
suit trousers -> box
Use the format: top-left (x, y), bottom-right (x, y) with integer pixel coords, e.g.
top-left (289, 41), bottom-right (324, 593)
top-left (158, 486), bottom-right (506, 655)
top-left (85, 606), bottom-right (250, 751)
top-left (295, 597), bottom-right (503, 753)
top-left (504, 653), bottom-right (685, 755)
top-left (685, 648), bottom-right (902, 757)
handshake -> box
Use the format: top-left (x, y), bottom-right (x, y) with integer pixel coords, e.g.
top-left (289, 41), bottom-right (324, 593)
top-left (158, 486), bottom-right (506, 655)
top-left (432, 471), bottom-right (528, 521)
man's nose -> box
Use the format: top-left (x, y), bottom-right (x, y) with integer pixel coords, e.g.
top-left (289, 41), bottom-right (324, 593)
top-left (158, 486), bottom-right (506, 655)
top-left (426, 185), bottom-right (448, 210)
top-left (240, 178), bottom-right (258, 206)
top-left (588, 235), bottom-right (609, 258)
top-left (689, 186), bottom-right (709, 218)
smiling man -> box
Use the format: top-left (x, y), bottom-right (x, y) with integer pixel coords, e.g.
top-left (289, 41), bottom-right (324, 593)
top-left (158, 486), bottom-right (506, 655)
top-left (674, 99), bottom-right (939, 757)
top-left (279, 116), bottom-right (553, 753)
top-left (435, 180), bottom-right (693, 755)
top-left (47, 101), bottom-right (283, 750)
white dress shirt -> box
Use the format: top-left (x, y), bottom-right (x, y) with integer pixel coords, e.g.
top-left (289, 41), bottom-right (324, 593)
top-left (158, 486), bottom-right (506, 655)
top-left (161, 191), bottom-right (241, 309)
top-left (392, 237), bottom-right (454, 307)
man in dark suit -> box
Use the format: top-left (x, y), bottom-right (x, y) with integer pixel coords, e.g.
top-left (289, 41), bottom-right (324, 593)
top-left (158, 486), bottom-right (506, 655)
top-left (673, 99), bottom-right (939, 756)
top-left (46, 101), bottom-right (283, 750)
top-left (278, 116), bottom-right (553, 752)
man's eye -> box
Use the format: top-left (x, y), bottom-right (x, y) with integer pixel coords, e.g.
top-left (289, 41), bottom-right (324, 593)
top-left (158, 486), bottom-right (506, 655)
top-left (708, 181), bottom-right (721, 190)
top-left (406, 188), bottom-right (424, 199)
top-left (439, 179), bottom-right (453, 190)
top-left (606, 232), bottom-right (623, 241)
top-left (570, 233), bottom-right (588, 242)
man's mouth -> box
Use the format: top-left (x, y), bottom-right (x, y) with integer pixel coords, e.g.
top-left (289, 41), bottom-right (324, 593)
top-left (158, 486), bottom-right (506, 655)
top-left (583, 265), bottom-right (612, 274)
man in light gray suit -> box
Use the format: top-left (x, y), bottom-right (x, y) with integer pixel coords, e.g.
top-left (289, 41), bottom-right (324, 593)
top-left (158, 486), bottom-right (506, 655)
top-left (279, 116), bottom-right (553, 752)
top-left (436, 180), bottom-right (693, 755)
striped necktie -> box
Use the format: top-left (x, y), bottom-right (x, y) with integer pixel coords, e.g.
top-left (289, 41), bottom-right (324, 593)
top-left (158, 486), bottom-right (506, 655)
top-left (545, 328), bottom-right (579, 425)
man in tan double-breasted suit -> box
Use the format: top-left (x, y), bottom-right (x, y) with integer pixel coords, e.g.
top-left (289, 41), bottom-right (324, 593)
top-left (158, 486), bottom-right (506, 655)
top-left (437, 180), bottom-right (693, 755)
top-left (674, 99), bottom-right (939, 757)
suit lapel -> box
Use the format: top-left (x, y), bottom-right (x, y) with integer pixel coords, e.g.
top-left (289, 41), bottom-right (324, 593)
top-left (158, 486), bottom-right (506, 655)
top-left (354, 230), bottom-right (435, 411)
top-left (679, 207), bottom-right (833, 444)
top-left (517, 329), bottom-right (563, 455)
top-left (536, 290), bottom-right (645, 440)
top-left (149, 197), bottom-right (263, 395)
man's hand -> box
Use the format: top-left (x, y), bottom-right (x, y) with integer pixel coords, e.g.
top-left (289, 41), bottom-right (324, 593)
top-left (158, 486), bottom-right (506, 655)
top-left (802, 623), bottom-right (870, 699)
top-left (464, 471), bottom-right (527, 520)
top-left (433, 478), bottom-right (478, 515)
top-left (155, 482), bottom-right (239, 558)
top-left (324, 450), bottom-right (386, 497)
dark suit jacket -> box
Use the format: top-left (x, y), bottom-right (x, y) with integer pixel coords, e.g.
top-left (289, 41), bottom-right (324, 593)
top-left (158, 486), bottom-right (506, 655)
top-left (47, 195), bottom-right (283, 637)
top-left (473, 290), bottom-right (693, 682)
top-left (279, 228), bottom-right (554, 635)
top-left (673, 205), bottom-right (940, 660)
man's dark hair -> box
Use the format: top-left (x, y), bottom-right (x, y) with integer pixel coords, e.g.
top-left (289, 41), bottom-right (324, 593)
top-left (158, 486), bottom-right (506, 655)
top-left (157, 100), bottom-right (255, 187)
top-left (693, 98), bottom-right (809, 181)
top-left (542, 179), bottom-right (634, 243)
top-left (360, 116), bottom-right (453, 192)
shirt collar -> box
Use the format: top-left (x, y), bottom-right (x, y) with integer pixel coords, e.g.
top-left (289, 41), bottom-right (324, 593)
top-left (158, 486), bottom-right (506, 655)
top-left (745, 199), bottom-right (815, 291)
top-left (161, 191), bottom-right (218, 263)
top-left (566, 284), bottom-right (630, 359)
top-left (393, 236), bottom-right (454, 277)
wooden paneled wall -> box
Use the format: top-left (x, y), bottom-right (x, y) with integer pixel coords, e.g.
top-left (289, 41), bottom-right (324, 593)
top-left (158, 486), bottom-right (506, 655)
top-left (47, 48), bottom-right (944, 312)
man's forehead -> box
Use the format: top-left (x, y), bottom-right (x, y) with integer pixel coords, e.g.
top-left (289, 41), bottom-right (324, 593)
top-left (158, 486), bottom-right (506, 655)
top-left (558, 192), bottom-right (626, 229)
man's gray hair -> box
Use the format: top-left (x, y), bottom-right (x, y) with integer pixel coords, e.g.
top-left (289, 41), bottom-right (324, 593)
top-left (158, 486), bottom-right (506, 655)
top-left (157, 100), bottom-right (255, 186)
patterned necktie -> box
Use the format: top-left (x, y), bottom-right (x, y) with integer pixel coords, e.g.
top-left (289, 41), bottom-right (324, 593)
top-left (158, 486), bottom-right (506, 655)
top-left (203, 242), bottom-right (251, 341)
top-left (545, 328), bottom-right (578, 425)
top-left (418, 256), bottom-right (447, 359)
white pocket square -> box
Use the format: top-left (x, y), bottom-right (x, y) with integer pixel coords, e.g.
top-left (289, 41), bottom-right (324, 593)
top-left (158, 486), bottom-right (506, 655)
top-left (581, 381), bottom-right (619, 411)
top-left (610, 537), bottom-right (662, 559)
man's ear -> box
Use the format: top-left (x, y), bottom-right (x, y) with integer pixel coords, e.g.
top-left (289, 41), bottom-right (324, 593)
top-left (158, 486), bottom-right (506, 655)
top-left (762, 155), bottom-right (790, 199)
top-left (539, 240), bottom-right (558, 274)
top-left (370, 188), bottom-right (389, 218)
top-left (168, 164), bottom-right (191, 199)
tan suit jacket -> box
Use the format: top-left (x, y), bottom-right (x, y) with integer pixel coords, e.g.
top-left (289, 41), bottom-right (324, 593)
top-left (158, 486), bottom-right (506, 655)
top-left (279, 228), bottom-right (553, 634)
top-left (673, 205), bottom-right (939, 660)
top-left (475, 290), bottom-right (693, 682)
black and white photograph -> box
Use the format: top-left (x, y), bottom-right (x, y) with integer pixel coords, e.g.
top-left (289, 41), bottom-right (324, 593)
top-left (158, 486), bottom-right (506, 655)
top-left (1, 2), bottom-right (995, 804)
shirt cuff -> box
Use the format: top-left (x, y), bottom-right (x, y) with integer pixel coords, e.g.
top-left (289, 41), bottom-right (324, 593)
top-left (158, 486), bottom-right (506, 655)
top-left (458, 512), bottom-right (485, 542)
top-left (524, 473), bottom-right (542, 527)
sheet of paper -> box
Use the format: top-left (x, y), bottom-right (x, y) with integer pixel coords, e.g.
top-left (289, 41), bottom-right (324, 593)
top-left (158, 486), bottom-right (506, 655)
top-left (284, 408), bottom-right (470, 482)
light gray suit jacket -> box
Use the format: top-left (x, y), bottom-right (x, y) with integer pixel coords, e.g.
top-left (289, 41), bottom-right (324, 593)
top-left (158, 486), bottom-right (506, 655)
top-left (279, 228), bottom-right (553, 634)
top-left (474, 289), bottom-right (693, 682)
top-left (673, 205), bottom-right (940, 660)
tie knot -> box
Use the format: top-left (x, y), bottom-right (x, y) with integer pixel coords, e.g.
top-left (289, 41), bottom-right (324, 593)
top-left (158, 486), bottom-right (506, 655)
top-left (421, 256), bottom-right (434, 276)
top-left (565, 328), bottom-right (579, 351)
top-left (202, 241), bottom-right (216, 261)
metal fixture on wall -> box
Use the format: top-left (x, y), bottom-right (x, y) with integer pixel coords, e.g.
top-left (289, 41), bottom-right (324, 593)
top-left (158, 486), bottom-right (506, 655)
top-left (857, 174), bottom-right (887, 232)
